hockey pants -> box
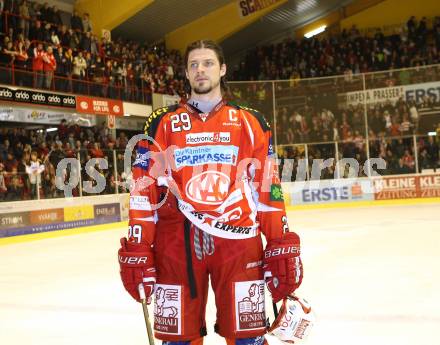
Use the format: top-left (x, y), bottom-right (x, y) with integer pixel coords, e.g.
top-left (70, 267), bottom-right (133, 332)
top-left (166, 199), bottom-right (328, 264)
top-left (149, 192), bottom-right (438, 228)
top-left (153, 219), bottom-right (267, 343)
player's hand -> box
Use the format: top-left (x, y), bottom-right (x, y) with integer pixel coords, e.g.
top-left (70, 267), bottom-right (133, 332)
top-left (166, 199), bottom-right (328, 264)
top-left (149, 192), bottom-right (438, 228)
top-left (263, 232), bottom-right (303, 302)
top-left (118, 237), bottom-right (156, 303)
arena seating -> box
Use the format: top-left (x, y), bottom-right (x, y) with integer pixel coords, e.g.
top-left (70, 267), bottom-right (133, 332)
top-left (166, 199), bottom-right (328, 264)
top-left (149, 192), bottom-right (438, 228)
top-left (233, 17), bottom-right (440, 81)
top-left (0, 5), bottom-right (439, 200)
top-left (0, 123), bottom-right (133, 201)
top-left (0, 0), bottom-right (185, 103)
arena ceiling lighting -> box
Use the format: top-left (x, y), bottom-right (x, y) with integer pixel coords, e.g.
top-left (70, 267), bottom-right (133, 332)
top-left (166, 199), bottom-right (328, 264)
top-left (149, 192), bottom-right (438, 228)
top-left (304, 25), bottom-right (326, 38)
top-left (46, 128), bottom-right (58, 132)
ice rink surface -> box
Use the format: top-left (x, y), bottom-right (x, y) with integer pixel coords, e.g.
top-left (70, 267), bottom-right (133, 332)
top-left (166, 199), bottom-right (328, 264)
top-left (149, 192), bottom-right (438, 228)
top-left (1, 203), bottom-right (439, 345)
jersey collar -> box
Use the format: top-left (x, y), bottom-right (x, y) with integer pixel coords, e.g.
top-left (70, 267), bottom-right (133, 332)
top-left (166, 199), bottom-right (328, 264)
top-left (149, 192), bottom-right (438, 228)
top-left (180, 98), bottom-right (228, 123)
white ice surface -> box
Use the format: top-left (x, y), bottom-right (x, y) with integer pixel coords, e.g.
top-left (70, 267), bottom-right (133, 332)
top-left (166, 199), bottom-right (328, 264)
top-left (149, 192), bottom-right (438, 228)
top-left (1, 203), bottom-right (439, 345)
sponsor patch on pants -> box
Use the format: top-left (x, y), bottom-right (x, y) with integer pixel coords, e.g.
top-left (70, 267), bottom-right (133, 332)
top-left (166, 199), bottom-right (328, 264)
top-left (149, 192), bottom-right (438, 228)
top-left (154, 284), bottom-right (182, 335)
top-left (234, 280), bottom-right (266, 331)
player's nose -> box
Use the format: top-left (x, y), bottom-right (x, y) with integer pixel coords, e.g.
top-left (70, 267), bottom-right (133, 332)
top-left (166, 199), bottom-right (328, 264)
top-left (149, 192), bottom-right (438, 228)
top-left (196, 64), bottom-right (205, 73)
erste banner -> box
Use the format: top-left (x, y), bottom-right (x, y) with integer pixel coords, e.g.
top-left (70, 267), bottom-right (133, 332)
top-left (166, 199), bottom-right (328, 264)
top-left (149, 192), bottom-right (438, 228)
top-left (289, 179), bottom-right (374, 205)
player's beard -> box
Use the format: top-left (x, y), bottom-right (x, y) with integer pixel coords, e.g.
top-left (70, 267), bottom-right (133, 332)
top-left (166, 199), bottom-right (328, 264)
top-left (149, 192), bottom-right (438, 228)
top-left (192, 78), bottom-right (220, 95)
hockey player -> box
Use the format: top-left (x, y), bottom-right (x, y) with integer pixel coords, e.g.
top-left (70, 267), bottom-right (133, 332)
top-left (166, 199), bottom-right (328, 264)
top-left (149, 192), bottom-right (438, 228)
top-left (118, 40), bottom-right (303, 345)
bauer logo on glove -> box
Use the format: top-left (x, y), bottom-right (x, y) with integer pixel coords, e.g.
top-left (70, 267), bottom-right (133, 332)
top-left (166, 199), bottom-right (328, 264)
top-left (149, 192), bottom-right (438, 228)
top-left (118, 237), bottom-right (156, 303)
top-left (264, 244), bottom-right (300, 259)
top-left (263, 232), bottom-right (303, 302)
top-left (118, 255), bottom-right (149, 265)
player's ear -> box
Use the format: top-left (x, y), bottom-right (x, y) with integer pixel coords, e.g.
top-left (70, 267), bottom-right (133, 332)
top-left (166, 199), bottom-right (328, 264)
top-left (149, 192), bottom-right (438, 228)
top-left (185, 68), bottom-right (189, 80)
top-left (220, 63), bottom-right (226, 77)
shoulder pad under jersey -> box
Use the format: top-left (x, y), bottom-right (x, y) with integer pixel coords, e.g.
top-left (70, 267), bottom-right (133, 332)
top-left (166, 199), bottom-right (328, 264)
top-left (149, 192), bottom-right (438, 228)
top-left (143, 104), bottom-right (179, 138)
top-left (228, 102), bottom-right (271, 132)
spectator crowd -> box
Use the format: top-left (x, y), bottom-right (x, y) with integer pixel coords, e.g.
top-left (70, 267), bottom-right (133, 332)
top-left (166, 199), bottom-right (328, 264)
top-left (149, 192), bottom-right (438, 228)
top-left (1, 103), bottom-right (438, 201)
top-left (0, 122), bottom-right (134, 201)
top-left (0, 5), bottom-right (439, 193)
top-left (1, 3), bottom-right (440, 105)
top-left (233, 16), bottom-right (440, 81)
top-left (1, 2), bottom-right (439, 105)
top-left (0, 0), bottom-right (186, 102)
top-left (277, 132), bottom-right (439, 181)
top-left (275, 94), bottom-right (440, 180)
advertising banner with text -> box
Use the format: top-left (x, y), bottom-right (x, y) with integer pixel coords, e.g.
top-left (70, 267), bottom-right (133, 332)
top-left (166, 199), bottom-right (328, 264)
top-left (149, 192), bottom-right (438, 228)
top-left (0, 107), bottom-right (96, 126)
top-left (340, 81), bottom-right (440, 107)
top-left (286, 173), bottom-right (440, 206)
top-left (0, 86), bottom-right (76, 108)
top-left (76, 96), bottom-right (124, 116)
top-left (373, 174), bottom-right (440, 200)
top-left (289, 179), bottom-right (374, 205)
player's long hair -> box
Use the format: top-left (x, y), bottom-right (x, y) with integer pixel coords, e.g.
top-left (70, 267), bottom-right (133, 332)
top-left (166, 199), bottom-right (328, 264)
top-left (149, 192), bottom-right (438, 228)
top-left (184, 39), bottom-right (229, 95)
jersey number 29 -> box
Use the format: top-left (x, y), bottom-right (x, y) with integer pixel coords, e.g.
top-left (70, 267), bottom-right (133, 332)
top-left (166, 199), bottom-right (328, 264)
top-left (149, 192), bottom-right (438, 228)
top-left (170, 112), bottom-right (192, 132)
top-left (128, 224), bottom-right (142, 243)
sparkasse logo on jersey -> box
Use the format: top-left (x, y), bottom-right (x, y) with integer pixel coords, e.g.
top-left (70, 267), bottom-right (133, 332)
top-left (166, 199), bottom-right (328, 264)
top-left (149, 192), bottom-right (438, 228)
top-left (186, 132), bottom-right (231, 145)
top-left (174, 145), bottom-right (238, 168)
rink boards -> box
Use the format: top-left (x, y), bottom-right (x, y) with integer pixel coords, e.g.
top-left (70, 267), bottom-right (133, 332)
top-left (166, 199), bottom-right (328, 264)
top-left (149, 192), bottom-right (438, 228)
top-left (284, 173), bottom-right (440, 206)
top-left (0, 194), bottom-right (129, 238)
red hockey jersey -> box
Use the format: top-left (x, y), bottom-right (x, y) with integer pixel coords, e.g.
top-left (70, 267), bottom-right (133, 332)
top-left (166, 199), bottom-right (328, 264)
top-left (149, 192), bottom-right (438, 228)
top-left (128, 99), bottom-right (289, 245)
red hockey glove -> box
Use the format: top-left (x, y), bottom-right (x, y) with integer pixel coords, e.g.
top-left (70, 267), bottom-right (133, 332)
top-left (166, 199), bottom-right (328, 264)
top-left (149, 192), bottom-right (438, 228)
top-left (263, 232), bottom-right (303, 303)
top-left (118, 237), bottom-right (156, 303)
